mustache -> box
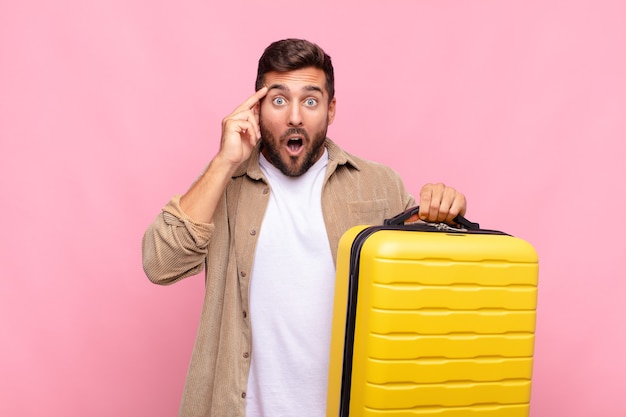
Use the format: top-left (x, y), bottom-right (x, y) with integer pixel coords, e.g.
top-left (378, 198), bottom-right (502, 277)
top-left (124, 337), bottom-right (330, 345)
top-left (280, 128), bottom-right (310, 141)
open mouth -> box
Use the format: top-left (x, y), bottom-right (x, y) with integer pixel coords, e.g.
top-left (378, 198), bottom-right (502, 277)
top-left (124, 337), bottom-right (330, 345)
top-left (287, 138), bottom-right (303, 153)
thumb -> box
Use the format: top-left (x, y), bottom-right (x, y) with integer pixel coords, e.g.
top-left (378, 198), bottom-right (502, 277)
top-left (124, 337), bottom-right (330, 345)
top-left (406, 213), bottom-right (420, 223)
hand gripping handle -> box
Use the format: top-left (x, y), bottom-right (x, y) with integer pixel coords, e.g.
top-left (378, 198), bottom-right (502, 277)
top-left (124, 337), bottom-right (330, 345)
top-left (383, 206), bottom-right (480, 230)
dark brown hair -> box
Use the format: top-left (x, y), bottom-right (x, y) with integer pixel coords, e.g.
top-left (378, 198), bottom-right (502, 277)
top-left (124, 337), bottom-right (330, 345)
top-left (255, 39), bottom-right (335, 101)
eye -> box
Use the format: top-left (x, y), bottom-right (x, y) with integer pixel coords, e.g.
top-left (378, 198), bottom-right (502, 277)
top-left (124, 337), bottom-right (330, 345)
top-left (272, 97), bottom-right (286, 106)
top-left (305, 98), bottom-right (318, 107)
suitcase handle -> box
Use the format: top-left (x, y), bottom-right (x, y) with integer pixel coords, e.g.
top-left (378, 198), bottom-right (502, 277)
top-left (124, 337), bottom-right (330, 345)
top-left (384, 206), bottom-right (480, 230)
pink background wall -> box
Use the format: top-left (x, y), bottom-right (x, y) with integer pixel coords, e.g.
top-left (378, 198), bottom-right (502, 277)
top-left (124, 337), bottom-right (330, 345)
top-left (1, 1), bottom-right (625, 415)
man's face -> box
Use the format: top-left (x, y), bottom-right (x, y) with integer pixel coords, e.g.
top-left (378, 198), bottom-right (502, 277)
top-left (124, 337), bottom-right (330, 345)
top-left (258, 67), bottom-right (336, 177)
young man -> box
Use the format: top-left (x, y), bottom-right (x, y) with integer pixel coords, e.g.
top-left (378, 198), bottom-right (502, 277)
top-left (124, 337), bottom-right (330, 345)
top-left (142, 38), bottom-right (467, 417)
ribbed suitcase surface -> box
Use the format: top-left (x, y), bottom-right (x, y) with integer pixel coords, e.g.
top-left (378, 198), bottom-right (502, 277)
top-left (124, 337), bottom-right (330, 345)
top-left (326, 224), bottom-right (539, 417)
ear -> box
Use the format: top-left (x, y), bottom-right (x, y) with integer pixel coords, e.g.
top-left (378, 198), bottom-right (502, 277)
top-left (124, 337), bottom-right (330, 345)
top-left (327, 97), bottom-right (337, 125)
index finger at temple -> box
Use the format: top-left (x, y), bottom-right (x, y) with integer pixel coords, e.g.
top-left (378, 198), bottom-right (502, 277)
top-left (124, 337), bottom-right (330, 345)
top-left (233, 87), bottom-right (268, 114)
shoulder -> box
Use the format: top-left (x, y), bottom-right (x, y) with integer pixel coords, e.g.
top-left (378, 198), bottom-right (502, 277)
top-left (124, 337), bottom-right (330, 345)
top-left (350, 152), bottom-right (401, 176)
top-left (328, 139), bottom-right (404, 183)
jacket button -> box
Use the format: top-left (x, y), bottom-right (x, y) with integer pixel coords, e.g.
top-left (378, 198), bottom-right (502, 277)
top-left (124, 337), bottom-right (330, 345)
top-left (243, 352), bottom-right (249, 359)
top-left (262, 187), bottom-right (269, 195)
top-left (250, 229), bottom-right (257, 236)
top-left (241, 392), bottom-right (246, 399)
top-left (240, 271), bottom-right (247, 278)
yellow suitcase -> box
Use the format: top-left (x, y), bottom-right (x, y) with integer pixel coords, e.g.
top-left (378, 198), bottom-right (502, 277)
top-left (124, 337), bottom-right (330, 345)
top-left (326, 207), bottom-right (539, 417)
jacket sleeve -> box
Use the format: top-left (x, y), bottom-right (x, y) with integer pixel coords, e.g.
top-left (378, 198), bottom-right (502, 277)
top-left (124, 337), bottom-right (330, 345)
top-left (141, 195), bottom-right (215, 285)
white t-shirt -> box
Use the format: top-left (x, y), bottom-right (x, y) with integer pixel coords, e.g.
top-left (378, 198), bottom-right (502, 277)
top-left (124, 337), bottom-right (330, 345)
top-left (246, 150), bottom-right (336, 417)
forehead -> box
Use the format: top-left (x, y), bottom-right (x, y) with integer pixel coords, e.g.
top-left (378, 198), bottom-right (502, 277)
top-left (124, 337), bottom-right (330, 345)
top-left (263, 67), bottom-right (327, 96)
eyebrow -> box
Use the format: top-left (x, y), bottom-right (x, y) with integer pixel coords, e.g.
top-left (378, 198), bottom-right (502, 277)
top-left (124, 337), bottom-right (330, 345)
top-left (267, 83), bottom-right (325, 95)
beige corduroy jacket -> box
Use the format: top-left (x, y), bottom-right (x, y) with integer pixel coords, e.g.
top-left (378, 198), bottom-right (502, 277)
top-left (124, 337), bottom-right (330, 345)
top-left (142, 139), bottom-right (415, 417)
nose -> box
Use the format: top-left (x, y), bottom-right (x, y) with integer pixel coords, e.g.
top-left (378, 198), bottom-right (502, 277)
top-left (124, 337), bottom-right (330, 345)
top-left (288, 103), bottom-right (303, 127)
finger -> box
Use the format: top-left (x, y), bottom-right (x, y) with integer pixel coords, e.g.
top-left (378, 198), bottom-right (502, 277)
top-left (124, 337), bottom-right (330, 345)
top-left (419, 183), bottom-right (468, 225)
top-left (223, 118), bottom-right (260, 146)
top-left (426, 183), bottom-right (445, 222)
top-left (223, 108), bottom-right (261, 137)
top-left (239, 120), bottom-right (260, 144)
top-left (406, 213), bottom-right (420, 223)
top-left (446, 192), bottom-right (467, 224)
top-left (430, 194), bottom-right (444, 222)
top-left (418, 185), bottom-right (433, 221)
top-left (226, 90), bottom-right (265, 138)
top-left (436, 186), bottom-right (458, 223)
top-left (435, 187), bottom-right (466, 225)
top-left (231, 87), bottom-right (268, 115)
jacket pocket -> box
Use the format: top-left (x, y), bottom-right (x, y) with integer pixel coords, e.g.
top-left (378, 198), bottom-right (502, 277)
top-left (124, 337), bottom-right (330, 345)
top-left (347, 199), bottom-right (389, 226)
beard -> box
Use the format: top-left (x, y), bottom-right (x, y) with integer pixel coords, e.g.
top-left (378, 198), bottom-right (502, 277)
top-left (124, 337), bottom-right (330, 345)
top-left (259, 121), bottom-right (328, 177)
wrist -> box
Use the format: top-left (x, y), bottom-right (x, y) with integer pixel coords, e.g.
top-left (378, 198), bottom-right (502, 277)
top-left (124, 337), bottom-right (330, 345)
top-left (210, 152), bottom-right (242, 177)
